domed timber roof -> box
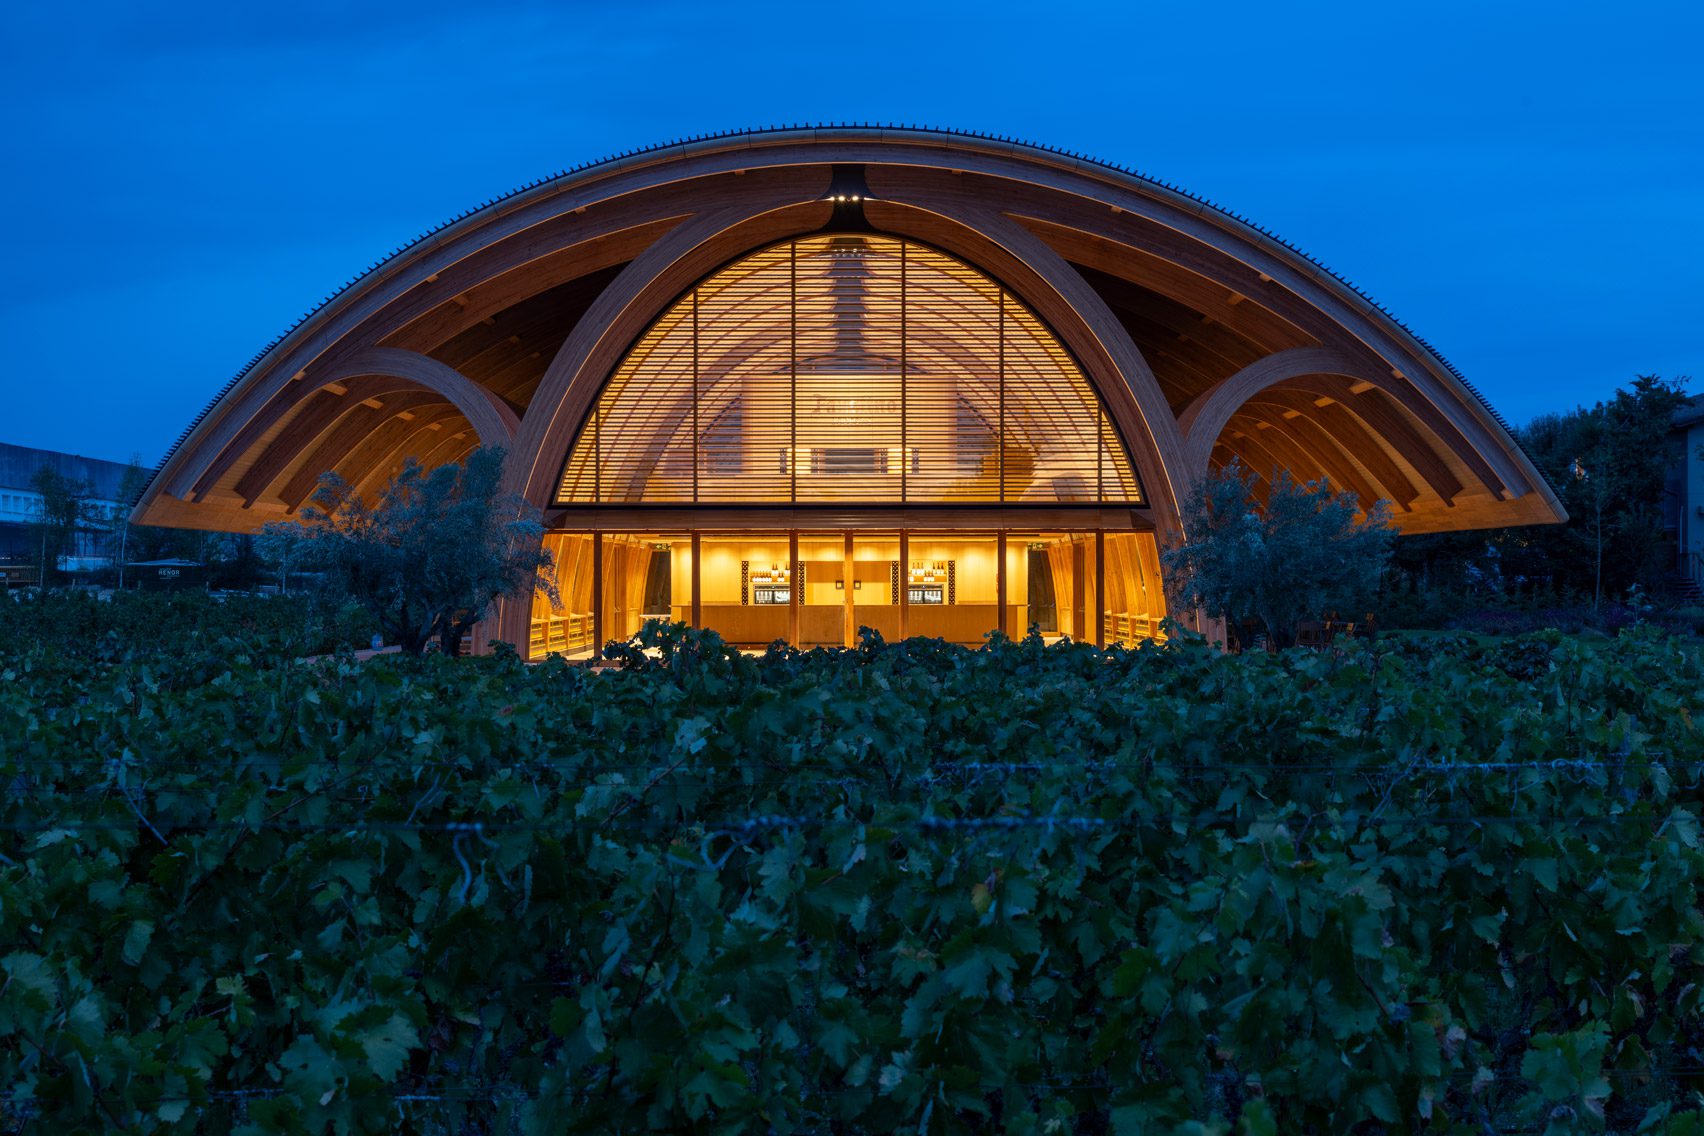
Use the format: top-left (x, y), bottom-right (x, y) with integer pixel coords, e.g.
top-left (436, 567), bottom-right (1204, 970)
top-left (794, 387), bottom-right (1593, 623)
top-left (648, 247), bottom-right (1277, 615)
top-left (135, 124), bottom-right (1564, 538)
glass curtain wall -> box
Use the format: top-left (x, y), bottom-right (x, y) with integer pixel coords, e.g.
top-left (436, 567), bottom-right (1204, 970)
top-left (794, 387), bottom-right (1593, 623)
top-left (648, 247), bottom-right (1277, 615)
top-left (1103, 532), bottom-right (1168, 646)
top-left (794, 534), bottom-right (843, 648)
top-left (697, 535), bottom-right (791, 648)
top-left (532, 533), bottom-right (596, 659)
top-left (529, 533), bottom-right (688, 659)
top-left (556, 236), bottom-right (1143, 508)
top-left (526, 529), bottom-right (1167, 659)
top-left (852, 533), bottom-right (900, 643)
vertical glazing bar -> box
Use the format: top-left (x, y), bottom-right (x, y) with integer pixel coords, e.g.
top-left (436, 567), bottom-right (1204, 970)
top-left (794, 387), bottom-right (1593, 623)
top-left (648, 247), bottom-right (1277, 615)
top-left (900, 242), bottom-right (908, 504)
top-left (692, 290), bottom-right (700, 504)
top-left (591, 531), bottom-right (604, 660)
top-left (843, 531), bottom-right (856, 648)
top-left (898, 529), bottom-right (910, 639)
top-left (789, 242), bottom-right (798, 504)
top-left (996, 530), bottom-right (1008, 638)
top-left (1094, 529), bottom-right (1106, 650)
top-left (788, 530), bottom-right (800, 645)
top-left (592, 407), bottom-right (600, 504)
top-left (998, 291), bottom-right (1006, 503)
top-left (1097, 404), bottom-right (1104, 502)
top-left (690, 531), bottom-right (701, 628)
top-left (1071, 538), bottom-right (1086, 640)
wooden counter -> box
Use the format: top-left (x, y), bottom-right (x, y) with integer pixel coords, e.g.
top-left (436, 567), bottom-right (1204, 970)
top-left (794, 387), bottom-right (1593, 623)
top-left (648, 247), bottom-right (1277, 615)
top-left (695, 603), bottom-right (1033, 647)
top-left (699, 604), bottom-right (789, 645)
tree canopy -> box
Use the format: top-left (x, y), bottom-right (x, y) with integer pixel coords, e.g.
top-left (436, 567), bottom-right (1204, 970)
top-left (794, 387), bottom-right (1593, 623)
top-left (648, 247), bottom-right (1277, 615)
top-left (1393, 374), bottom-right (1690, 605)
top-left (1163, 463), bottom-right (1394, 648)
top-left (27, 466), bottom-right (93, 583)
top-left (264, 447), bottom-right (554, 655)
top-left (1519, 374), bottom-right (1690, 599)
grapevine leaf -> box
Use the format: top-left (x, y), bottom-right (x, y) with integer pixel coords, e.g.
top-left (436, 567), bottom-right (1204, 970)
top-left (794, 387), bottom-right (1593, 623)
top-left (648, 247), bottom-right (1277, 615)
top-left (121, 920), bottom-right (155, 966)
top-left (359, 1013), bottom-right (419, 1083)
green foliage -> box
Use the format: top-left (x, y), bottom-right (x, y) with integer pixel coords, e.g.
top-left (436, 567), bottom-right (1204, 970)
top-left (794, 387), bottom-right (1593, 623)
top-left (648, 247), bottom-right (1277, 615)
top-left (1530, 375), bottom-right (1692, 605)
top-left (0, 589), bottom-right (375, 662)
top-left (1393, 375), bottom-right (1691, 609)
top-left (262, 447), bottom-right (554, 656)
top-left (3, 621), bottom-right (1704, 1132)
top-left (1164, 462), bottom-right (1394, 646)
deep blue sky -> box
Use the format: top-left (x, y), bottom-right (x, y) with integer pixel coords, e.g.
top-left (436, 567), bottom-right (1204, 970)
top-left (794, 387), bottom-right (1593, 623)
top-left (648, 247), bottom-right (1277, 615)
top-left (3, 0), bottom-right (1699, 466)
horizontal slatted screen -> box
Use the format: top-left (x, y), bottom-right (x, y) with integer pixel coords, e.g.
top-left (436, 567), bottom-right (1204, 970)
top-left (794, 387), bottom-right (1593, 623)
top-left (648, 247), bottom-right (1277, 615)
top-left (555, 235), bottom-right (1144, 506)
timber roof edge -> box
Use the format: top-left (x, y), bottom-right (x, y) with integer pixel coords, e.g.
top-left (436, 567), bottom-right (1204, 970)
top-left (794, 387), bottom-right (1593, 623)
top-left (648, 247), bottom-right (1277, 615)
top-left (144, 124), bottom-right (1518, 501)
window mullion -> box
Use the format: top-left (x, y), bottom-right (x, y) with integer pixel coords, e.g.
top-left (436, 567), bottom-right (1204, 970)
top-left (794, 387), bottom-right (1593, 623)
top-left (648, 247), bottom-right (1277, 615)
top-left (790, 241), bottom-right (798, 504)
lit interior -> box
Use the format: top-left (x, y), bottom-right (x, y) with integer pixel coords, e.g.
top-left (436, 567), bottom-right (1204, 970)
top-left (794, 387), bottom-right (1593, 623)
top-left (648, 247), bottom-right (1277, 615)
top-left (531, 234), bottom-right (1162, 660)
top-left (530, 530), bottom-right (1167, 659)
top-left (556, 235), bottom-right (1143, 506)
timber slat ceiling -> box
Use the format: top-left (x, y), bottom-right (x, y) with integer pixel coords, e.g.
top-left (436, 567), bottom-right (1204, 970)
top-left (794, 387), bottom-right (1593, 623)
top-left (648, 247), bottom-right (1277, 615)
top-left (426, 268), bottom-right (623, 410)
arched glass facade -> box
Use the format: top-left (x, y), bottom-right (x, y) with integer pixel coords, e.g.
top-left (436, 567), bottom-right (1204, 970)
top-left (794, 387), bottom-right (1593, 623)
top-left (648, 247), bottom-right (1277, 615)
top-left (556, 236), bottom-right (1143, 506)
top-left (532, 234), bottom-right (1166, 660)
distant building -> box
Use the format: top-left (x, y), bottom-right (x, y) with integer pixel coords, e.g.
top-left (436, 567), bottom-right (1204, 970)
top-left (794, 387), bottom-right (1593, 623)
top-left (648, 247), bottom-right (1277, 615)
top-left (1666, 397), bottom-right (1704, 599)
top-left (0, 442), bottom-right (138, 574)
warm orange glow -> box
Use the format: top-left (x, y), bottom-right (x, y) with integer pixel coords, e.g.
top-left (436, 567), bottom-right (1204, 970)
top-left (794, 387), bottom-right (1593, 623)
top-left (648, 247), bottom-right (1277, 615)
top-left (556, 235), bottom-right (1143, 506)
top-left (527, 528), bottom-right (1168, 659)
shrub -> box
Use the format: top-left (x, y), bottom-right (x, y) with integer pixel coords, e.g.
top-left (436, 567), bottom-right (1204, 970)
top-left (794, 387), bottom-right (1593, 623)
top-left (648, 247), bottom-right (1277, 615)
top-left (1164, 464), bottom-right (1393, 648)
top-left (0, 588), bottom-right (373, 662)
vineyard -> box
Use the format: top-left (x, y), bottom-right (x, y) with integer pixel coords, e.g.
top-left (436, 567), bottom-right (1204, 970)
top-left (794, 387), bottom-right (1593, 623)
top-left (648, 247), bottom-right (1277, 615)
top-left (3, 595), bottom-right (1704, 1133)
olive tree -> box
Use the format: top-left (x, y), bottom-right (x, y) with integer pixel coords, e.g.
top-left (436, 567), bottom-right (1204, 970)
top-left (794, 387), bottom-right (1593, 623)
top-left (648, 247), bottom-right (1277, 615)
top-left (1163, 463), bottom-right (1394, 649)
top-left (264, 447), bottom-right (554, 656)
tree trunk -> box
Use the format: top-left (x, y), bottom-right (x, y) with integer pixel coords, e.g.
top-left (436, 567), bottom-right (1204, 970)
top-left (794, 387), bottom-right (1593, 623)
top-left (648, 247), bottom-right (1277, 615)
top-left (437, 620), bottom-right (468, 659)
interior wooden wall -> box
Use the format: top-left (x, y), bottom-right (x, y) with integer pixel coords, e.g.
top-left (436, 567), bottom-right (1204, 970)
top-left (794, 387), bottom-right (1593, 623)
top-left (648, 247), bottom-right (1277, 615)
top-left (526, 530), bottom-right (1168, 659)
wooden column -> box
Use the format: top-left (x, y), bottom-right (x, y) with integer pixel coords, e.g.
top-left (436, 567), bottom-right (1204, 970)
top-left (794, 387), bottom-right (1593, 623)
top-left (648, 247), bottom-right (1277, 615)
top-left (788, 530), bottom-right (800, 645)
top-left (1071, 538), bottom-right (1086, 641)
top-left (996, 530), bottom-right (1008, 637)
top-left (1094, 529), bottom-right (1106, 649)
top-left (591, 531), bottom-right (604, 661)
top-left (689, 532), bottom-right (701, 628)
top-left (898, 530), bottom-right (910, 640)
top-left (843, 531), bottom-right (856, 648)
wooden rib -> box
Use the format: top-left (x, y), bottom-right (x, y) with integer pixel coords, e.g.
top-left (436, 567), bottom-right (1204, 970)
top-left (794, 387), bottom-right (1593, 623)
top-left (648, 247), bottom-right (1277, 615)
top-left (382, 222), bottom-right (682, 354)
top-left (146, 139), bottom-right (1557, 549)
top-left (232, 381), bottom-right (426, 503)
top-left (1212, 442), bottom-right (1272, 506)
top-left (1079, 265), bottom-right (1267, 376)
top-left (1243, 414), bottom-right (1371, 501)
top-left (348, 426), bottom-right (478, 503)
top-left (1356, 384), bottom-right (1497, 497)
top-left (412, 427), bottom-right (481, 474)
top-left (1222, 421), bottom-right (1317, 485)
top-left (1267, 379), bottom-right (1466, 503)
top-left (275, 395), bottom-right (445, 511)
top-left (196, 349), bottom-right (515, 500)
top-left (1010, 214), bottom-right (1319, 352)
top-left (1234, 405), bottom-right (1391, 510)
top-left (1245, 390), bottom-right (1421, 508)
top-left (331, 404), bottom-right (466, 502)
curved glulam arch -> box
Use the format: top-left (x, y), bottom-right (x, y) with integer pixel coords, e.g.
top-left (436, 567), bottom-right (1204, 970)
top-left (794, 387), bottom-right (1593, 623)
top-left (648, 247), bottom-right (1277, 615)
top-left (129, 125), bottom-right (1563, 602)
top-left (556, 235), bottom-right (1143, 507)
